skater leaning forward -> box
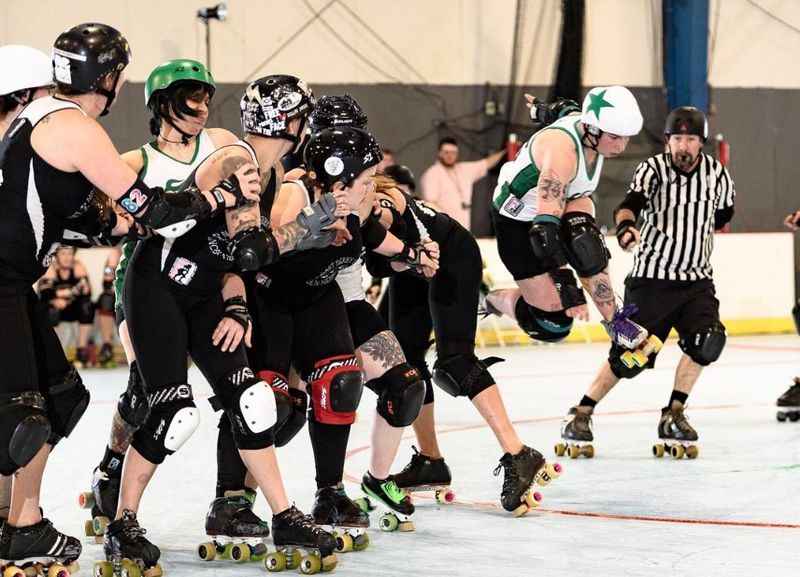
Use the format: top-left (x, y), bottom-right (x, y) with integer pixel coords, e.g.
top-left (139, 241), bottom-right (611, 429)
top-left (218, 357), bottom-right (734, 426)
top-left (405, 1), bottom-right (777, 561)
top-left (560, 106), bottom-right (735, 460)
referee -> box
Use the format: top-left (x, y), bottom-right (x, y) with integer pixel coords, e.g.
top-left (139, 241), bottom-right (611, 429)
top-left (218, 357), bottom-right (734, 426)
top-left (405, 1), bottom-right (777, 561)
top-left (558, 106), bottom-right (735, 457)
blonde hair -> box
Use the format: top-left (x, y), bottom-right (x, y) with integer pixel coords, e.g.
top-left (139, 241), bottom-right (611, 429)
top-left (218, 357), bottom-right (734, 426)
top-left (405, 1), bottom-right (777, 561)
top-left (372, 173), bottom-right (398, 195)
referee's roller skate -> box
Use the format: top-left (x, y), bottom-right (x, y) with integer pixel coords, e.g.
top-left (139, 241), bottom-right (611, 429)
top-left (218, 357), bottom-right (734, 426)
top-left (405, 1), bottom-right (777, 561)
top-left (0, 518), bottom-right (81, 577)
top-left (94, 510), bottom-right (162, 577)
top-left (776, 378), bottom-right (800, 422)
top-left (311, 484), bottom-right (369, 553)
top-left (652, 403), bottom-right (699, 459)
top-left (197, 489), bottom-right (270, 563)
top-left (357, 472), bottom-right (415, 533)
top-left (265, 506), bottom-right (337, 574)
top-left (391, 446), bottom-right (455, 504)
top-left (493, 445), bottom-right (562, 517)
top-left (79, 448), bottom-right (124, 544)
top-left (555, 406), bottom-right (594, 459)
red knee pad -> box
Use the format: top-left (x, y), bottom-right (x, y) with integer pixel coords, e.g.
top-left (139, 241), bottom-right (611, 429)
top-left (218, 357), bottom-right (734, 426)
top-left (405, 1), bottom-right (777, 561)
top-left (307, 355), bottom-right (363, 425)
top-left (258, 370), bottom-right (290, 400)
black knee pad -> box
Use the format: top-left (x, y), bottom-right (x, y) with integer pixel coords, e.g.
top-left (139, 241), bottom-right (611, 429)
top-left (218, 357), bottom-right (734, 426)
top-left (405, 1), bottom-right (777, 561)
top-left (117, 361), bottom-right (149, 429)
top-left (0, 392), bottom-right (51, 475)
top-left (132, 383), bottom-right (199, 464)
top-left (423, 377), bottom-right (435, 405)
top-left (608, 353), bottom-right (649, 379)
top-left (256, 369), bottom-right (307, 448)
top-left (679, 323), bottom-right (727, 366)
top-left (370, 363), bottom-right (425, 427)
top-left (217, 367), bottom-right (279, 451)
top-left (76, 295), bottom-right (95, 325)
top-left (97, 291), bottom-right (116, 315)
top-left (432, 354), bottom-right (502, 400)
top-left (45, 367), bottom-right (90, 445)
top-left (308, 355), bottom-right (363, 425)
top-left (561, 212), bottom-right (610, 277)
top-left (514, 298), bottom-right (573, 343)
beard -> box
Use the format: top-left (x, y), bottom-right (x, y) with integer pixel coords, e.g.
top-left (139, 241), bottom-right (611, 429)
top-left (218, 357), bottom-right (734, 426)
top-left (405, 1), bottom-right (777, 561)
top-left (672, 151), bottom-right (696, 171)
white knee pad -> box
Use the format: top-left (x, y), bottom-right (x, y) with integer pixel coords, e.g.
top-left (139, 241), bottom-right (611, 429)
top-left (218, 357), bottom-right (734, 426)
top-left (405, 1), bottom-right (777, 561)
top-left (163, 406), bottom-right (200, 452)
top-left (239, 380), bottom-right (277, 434)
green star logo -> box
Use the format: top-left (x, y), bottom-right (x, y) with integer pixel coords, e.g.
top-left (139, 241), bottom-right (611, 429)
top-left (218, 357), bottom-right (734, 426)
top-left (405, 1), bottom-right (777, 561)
top-left (586, 89), bottom-right (614, 120)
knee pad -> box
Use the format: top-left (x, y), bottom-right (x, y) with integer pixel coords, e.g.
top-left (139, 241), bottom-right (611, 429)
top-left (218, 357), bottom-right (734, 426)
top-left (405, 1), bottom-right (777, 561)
top-left (514, 298), bottom-right (573, 343)
top-left (221, 368), bottom-right (278, 450)
top-left (97, 291), bottom-right (116, 316)
top-left (307, 355), bottom-right (363, 425)
top-left (432, 354), bottom-right (502, 400)
top-left (561, 212), bottom-right (610, 277)
top-left (258, 370), bottom-right (308, 447)
top-left (0, 392), bottom-right (51, 475)
top-left (117, 361), bottom-right (150, 429)
top-left (133, 383), bottom-right (199, 464)
top-left (77, 296), bottom-right (95, 325)
top-left (370, 364), bottom-right (425, 427)
top-left (549, 268), bottom-right (587, 309)
top-left (679, 324), bottom-right (727, 366)
top-left (45, 367), bottom-right (90, 445)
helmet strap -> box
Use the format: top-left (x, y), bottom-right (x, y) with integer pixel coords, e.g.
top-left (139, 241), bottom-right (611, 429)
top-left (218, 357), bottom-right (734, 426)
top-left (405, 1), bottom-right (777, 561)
top-left (162, 116), bottom-right (195, 145)
top-left (96, 72), bottom-right (121, 117)
top-left (580, 124), bottom-right (601, 152)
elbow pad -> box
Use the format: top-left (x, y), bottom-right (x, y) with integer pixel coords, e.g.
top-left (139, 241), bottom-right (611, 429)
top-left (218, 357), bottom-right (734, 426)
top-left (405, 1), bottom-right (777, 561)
top-left (118, 178), bottom-right (213, 238)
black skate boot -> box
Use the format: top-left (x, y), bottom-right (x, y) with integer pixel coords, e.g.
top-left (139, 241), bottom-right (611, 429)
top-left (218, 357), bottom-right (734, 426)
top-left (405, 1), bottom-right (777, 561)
top-left (312, 484), bottom-right (369, 553)
top-left (98, 343), bottom-right (116, 368)
top-left (776, 378), bottom-right (800, 422)
top-left (197, 489), bottom-right (269, 563)
top-left (266, 505), bottom-right (337, 574)
top-left (653, 404), bottom-right (699, 459)
top-left (359, 472), bottom-right (414, 532)
top-left (79, 447), bottom-right (124, 543)
top-left (493, 446), bottom-right (562, 517)
top-left (74, 346), bottom-right (90, 369)
top-left (97, 510), bottom-right (161, 577)
top-left (555, 406), bottom-right (595, 459)
top-left (0, 518), bottom-right (81, 577)
top-left (392, 446), bottom-right (454, 503)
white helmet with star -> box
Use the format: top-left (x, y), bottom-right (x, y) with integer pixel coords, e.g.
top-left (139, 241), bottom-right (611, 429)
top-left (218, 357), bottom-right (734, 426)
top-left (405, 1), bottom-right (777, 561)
top-left (581, 86), bottom-right (643, 137)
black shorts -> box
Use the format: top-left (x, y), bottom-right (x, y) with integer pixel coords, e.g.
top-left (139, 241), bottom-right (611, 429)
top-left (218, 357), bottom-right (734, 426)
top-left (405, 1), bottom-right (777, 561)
top-left (609, 277), bottom-right (721, 367)
top-left (492, 208), bottom-right (548, 281)
top-left (346, 299), bottom-right (387, 350)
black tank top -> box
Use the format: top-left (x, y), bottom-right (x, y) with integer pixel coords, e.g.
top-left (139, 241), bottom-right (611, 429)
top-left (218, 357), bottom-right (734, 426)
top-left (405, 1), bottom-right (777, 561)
top-left (0, 97), bottom-right (94, 285)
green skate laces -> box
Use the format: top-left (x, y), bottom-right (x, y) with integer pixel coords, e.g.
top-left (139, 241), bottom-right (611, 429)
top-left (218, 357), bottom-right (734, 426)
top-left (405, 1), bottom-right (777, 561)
top-left (380, 479), bottom-right (406, 505)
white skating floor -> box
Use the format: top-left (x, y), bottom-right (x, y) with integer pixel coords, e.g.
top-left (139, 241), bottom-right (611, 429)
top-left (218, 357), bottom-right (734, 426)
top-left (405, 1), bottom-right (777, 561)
top-left (44, 334), bottom-right (799, 577)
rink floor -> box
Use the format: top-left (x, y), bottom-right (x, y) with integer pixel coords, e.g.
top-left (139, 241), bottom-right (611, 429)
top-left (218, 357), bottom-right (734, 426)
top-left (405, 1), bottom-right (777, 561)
top-left (44, 335), bottom-right (798, 577)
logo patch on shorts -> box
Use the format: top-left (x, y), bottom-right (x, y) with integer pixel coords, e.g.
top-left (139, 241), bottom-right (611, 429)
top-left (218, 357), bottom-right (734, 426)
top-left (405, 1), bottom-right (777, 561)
top-left (503, 195), bottom-right (524, 216)
top-left (168, 257), bottom-right (197, 286)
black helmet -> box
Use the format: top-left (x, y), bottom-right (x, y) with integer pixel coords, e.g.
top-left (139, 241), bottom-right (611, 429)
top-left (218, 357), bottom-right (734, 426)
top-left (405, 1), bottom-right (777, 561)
top-left (383, 164), bottom-right (416, 192)
top-left (664, 106), bottom-right (707, 142)
top-left (304, 127), bottom-right (383, 190)
top-left (240, 74), bottom-right (315, 146)
top-left (309, 94), bottom-right (368, 132)
top-left (53, 23), bottom-right (130, 116)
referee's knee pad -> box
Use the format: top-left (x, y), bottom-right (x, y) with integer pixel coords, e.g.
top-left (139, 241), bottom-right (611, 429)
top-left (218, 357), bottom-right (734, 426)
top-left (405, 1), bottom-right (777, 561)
top-left (432, 354), bottom-right (501, 400)
top-left (257, 369), bottom-right (307, 448)
top-left (679, 323), bottom-right (727, 366)
top-left (0, 392), bottom-right (51, 475)
top-left (515, 298), bottom-right (573, 343)
top-left (132, 383), bottom-right (199, 464)
top-left (308, 355), bottom-right (363, 425)
top-left (369, 363), bottom-right (425, 428)
top-left (117, 361), bottom-right (149, 429)
top-left (46, 367), bottom-right (90, 446)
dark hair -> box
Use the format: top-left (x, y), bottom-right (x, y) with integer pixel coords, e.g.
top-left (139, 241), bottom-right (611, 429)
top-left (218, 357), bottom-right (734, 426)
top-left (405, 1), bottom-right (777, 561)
top-left (148, 80), bottom-right (211, 137)
top-left (0, 90), bottom-right (28, 115)
top-left (438, 136), bottom-right (457, 149)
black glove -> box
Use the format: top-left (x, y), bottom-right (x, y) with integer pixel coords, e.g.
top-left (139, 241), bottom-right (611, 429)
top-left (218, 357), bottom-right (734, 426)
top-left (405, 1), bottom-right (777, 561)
top-left (222, 296), bottom-right (251, 330)
top-left (615, 219), bottom-right (637, 250)
top-left (215, 173), bottom-right (255, 209)
top-left (531, 97), bottom-right (581, 126)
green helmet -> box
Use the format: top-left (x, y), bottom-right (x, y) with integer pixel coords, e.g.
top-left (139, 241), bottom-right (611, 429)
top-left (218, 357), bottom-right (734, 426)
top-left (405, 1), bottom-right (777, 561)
top-left (144, 59), bottom-right (215, 107)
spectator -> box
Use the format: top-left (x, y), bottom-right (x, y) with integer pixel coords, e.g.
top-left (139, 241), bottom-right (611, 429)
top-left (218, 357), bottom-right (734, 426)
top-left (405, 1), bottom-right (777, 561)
top-left (37, 246), bottom-right (95, 367)
top-left (420, 136), bottom-right (504, 231)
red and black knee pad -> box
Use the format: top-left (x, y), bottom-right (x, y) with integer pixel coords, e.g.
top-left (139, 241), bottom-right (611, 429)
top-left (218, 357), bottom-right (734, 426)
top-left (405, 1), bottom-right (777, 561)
top-left (306, 355), bottom-right (363, 425)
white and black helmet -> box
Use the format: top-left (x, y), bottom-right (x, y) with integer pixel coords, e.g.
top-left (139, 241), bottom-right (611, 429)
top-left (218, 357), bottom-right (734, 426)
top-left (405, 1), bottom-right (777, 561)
top-left (304, 127), bottom-right (382, 190)
top-left (240, 74), bottom-right (315, 144)
top-left (0, 45), bottom-right (53, 104)
top-left (580, 85), bottom-right (643, 137)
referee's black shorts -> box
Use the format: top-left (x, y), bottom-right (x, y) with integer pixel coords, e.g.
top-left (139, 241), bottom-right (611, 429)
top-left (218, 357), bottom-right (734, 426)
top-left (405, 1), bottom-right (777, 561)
top-left (608, 277), bottom-right (721, 368)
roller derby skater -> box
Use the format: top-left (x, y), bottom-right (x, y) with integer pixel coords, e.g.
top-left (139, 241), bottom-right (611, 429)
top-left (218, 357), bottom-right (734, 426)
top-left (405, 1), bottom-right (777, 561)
top-left (390, 446), bottom-right (454, 505)
top-left (776, 378), bottom-right (800, 422)
top-left (198, 489), bottom-right (270, 563)
top-left (560, 106), bottom-right (735, 459)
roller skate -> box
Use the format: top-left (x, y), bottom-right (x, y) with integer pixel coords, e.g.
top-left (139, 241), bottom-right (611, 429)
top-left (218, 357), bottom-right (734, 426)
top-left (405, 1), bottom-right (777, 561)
top-left (312, 484), bottom-right (369, 553)
top-left (0, 518), bottom-right (81, 577)
top-left (391, 446), bottom-right (455, 504)
top-left (98, 343), bottom-right (116, 369)
top-left (653, 404), bottom-right (699, 459)
top-left (620, 335), bottom-right (663, 369)
top-left (776, 378), bottom-right (800, 422)
top-left (94, 510), bottom-right (162, 577)
top-left (73, 346), bottom-right (90, 369)
top-left (357, 472), bottom-right (414, 533)
top-left (265, 505), bottom-right (337, 574)
top-left (79, 449), bottom-right (124, 544)
top-left (493, 445), bottom-right (562, 517)
top-left (197, 489), bottom-right (270, 563)
top-left (555, 406), bottom-right (594, 459)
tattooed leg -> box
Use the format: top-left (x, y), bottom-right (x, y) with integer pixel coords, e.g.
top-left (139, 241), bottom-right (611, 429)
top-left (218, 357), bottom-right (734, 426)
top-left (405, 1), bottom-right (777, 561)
top-left (580, 269), bottom-right (617, 321)
top-left (108, 409), bottom-right (138, 454)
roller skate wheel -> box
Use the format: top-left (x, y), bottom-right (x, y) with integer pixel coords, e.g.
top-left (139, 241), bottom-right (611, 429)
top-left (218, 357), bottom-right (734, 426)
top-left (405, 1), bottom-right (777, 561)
top-left (22, 567), bottom-right (38, 577)
top-left (670, 444), bottom-right (685, 459)
top-left (435, 488), bottom-right (455, 504)
top-left (286, 550), bottom-right (303, 570)
top-left (335, 532), bottom-right (353, 553)
top-left (548, 462), bottom-right (562, 477)
top-left (252, 542), bottom-right (268, 561)
top-left (512, 503), bottom-right (530, 517)
top-left (568, 444), bottom-right (581, 459)
top-left (220, 542), bottom-right (235, 560)
top-left (92, 516), bottom-right (110, 536)
top-left (652, 443), bottom-right (665, 458)
top-left (354, 497), bottom-right (373, 513)
top-left (47, 564), bottom-right (70, 577)
top-left (789, 412), bottom-right (800, 422)
top-left (84, 519), bottom-right (96, 537)
top-left (620, 351), bottom-right (635, 369)
top-left (78, 491), bottom-right (95, 509)
top-left (3, 567), bottom-right (26, 577)
top-left (142, 564), bottom-right (162, 577)
top-left (631, 351), bottom-right (648, 367)
top-left (197, 542), bottom-right (216, 561)
top-left (231, 543), bottom-right (251, 562)
top-left (93, 561), bottom-right (113, 577)
top-left (320, 554), bottom-right (338, 573)
top-left (686, 445), bottom-right (699, 459)
top-left (776, 411), bottom-right (787, 422)
top-left (554, 443), bottom-right (566, 457)
top-left (379, 513), bottom-right (400, 532)
top-left (353, 532), bottom-right (370, 550)
top-left (66, 563), bottom-right (79, 576)
top-left (584, 445), bottom-right (595, 459)
top-left (120, 564), bottom-right (141, 577)
top-left (264, 552), bottom-right (286, 572)
top-left (523, 492), bottom-right (541, 509)
top-left (300, 554), bottom-right (322, 575)
top-left (398, 520), bottom-right (415, 532)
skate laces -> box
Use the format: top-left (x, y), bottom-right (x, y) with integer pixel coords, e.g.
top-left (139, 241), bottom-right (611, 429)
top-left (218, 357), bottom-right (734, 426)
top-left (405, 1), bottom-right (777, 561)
top-left (285, 506), bottom-right (327, 536)
top-left (118, 511), bottom-right (147, 539)
top-left (670, 406), bottom-right (693, 433)
top-left (399, 446), bottom-right (425, 474)
top-left (492, 454), bottom-right (517, 495)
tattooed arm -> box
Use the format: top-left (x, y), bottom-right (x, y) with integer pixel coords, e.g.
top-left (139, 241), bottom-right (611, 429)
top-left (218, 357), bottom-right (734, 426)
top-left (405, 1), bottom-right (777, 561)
top-left (531, 129), bottom-right (578, 218)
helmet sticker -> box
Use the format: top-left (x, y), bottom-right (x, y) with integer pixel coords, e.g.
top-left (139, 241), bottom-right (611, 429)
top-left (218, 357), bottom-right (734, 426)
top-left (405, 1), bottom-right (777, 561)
top-left (53, 53), bottom-right (72, 83)
top-left (277, 91), bottom-right (302, 112)
top-left (324, 156), bottom-right (344, 176)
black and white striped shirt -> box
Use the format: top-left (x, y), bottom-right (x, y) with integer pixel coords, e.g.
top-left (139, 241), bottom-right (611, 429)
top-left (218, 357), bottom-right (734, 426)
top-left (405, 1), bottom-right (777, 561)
top-left (627, 152), bottom-right (735, 281)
